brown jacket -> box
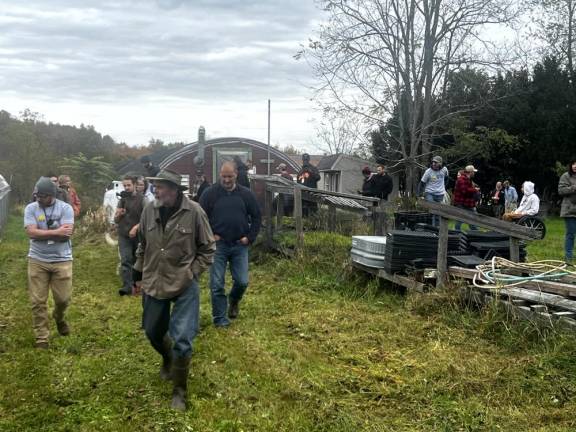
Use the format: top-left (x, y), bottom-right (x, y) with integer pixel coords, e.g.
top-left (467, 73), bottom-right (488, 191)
top-left (134, 197), bottom-right (215, 299)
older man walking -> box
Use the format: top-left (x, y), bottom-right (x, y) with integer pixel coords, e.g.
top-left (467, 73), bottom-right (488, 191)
top-left (133, 169), bottom-right (215, 410)
top-left (200, 161), bottom-right (261, 327)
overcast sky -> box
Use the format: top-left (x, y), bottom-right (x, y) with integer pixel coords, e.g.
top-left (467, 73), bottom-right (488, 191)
top-left (0, 0), bottom-right (324, 149)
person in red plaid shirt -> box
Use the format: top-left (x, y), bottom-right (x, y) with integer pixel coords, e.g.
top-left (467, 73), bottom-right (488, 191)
top-left (453, 165), bottom-right (480, 231)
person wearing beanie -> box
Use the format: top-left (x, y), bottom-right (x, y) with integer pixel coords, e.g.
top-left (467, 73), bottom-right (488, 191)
top-left (24, 177), bottom-right (75, 349)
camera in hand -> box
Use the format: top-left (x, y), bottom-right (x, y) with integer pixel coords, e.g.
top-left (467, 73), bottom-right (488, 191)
top-left (117, 190), bottom-right (132, 199)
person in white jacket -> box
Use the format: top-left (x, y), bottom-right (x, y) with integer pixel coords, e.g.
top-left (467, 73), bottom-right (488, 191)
top-left (503, 181), bottom-right (540, 221)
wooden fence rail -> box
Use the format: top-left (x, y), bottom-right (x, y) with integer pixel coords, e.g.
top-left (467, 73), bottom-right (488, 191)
top-left (419, 200), bottom-right (540, 288)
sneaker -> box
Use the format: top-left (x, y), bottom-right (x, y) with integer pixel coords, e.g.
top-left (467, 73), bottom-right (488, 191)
top-left (56, 321), bottom-right (70, 336)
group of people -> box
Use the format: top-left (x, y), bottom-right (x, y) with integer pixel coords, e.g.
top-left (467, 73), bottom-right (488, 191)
top-left (24, 158), bottom-right (261, 411)
top-left (360, 163), bottom-right (394, 200)
top-left (420, 157), bottom-right (541, 229)
top-left (20, 152), bottom-right (576, 412)
top-left (419, 156), bottom-right (576, 262)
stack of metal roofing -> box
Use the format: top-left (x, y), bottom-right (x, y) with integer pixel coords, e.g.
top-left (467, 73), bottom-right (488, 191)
top-left (413, 223), bottom-right (464, 253)
top-left (383, 230), bottom-right (439, 274)
top-left (464, 231), bottom-right (527, 261)
top-left (350, 236), bottom-right (387, 268)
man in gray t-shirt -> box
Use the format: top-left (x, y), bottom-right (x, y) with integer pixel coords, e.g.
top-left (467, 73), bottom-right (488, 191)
top-left (24, 177), bottom-right (74, 349)
top-left (419, 156), bottom-right (449, 226)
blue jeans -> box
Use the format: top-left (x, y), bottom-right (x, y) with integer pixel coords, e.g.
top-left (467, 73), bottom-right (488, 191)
top-left (143, 280), bottom-right (200, 359)
top-left (209, 241), bottom-right (249, 326)
top-left (118, 235), bottom-right (137, 291)
top-left (425, 193), bottom-right (445, 227)
top-left (565, 217), bottom-right (576, 261)
top-left (454, 205), bottom-right (479, 231)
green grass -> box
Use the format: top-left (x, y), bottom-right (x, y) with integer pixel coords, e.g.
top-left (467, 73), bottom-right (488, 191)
top-left (1, 214), bottom-right (576, 431)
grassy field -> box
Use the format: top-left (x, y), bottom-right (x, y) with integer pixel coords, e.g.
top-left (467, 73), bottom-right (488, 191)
top-left (1, 213), bottom-right (575, 431)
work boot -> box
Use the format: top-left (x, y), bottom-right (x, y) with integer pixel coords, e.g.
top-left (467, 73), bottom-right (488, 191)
top-left (35, 341), bottom-right (49, 349)
top-left (56, 320), bottom-right (70, 336)
top-left (228, 299), bottom-right (240, 320)
top-left (159, 335), bottom-right (173, 381)
top-left (171, 356), bottom-right (191, 411)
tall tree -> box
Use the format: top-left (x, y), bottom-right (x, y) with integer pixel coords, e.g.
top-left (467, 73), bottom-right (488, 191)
top-left (530, 0), bottom-right (576, 82)
top-left (300, 0), bottom-right (518, 193)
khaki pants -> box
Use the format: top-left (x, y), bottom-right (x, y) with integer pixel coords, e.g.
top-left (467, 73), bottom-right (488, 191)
top-left (28, 259), bottom-right (73, 343)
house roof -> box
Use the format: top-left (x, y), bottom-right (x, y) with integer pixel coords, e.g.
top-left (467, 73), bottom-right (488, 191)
top-left (316, 154), bottom-right (341, 171)
top-left (317, 153), bottom-right (374, 172)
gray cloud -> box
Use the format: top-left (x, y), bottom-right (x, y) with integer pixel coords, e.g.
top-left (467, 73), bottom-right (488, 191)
top-left (0, 0), bottom-right (323, 104)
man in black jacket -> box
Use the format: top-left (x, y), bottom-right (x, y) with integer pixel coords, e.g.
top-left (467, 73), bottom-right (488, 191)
top-left (372, 164), bottom-right (394, 200)
top-left (199, 162), bottom-right (261, 327)
top-left (233, 156), bottom-right (250, 188)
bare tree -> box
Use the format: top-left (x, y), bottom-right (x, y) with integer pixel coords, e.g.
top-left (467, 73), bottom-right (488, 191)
top-left (312, 110), bottom-right (367, 155)
top-left (299, 0), bottom-right (519, 193)
top-left (530, 0), bottom-right (576, 81)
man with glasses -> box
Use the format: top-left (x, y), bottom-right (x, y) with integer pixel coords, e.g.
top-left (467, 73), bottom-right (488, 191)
top-left (24, 177), bottom-right (74, 349)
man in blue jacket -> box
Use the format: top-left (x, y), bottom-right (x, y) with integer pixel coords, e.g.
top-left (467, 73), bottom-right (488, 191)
top-left (200, 161), bottom-right (262, 327)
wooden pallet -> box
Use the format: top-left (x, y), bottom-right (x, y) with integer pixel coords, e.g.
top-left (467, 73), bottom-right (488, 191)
top-left (450, 266), bottom-right (576, 329)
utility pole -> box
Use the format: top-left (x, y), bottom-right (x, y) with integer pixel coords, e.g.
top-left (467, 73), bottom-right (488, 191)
top-left (267, 99), bottom-right (271, 175)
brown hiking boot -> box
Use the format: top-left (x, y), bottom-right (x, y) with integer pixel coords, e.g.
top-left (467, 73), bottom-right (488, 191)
top-left (56, 321), bottom-right (70, 336)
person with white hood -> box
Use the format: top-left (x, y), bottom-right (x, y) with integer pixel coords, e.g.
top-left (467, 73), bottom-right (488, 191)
top-left (503, 181), bottom-right (539, 221)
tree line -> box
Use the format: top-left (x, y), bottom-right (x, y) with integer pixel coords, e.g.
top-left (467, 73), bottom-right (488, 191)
top-left (0, 109), bottom-right (181, 209)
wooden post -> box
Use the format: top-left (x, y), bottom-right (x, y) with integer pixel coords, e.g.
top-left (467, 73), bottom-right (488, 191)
top-left (379, 201), bottom-right (388, 236)
top-left (436, 216), bottom-right (449, 288)
top-left (327, 204), bottom-right (337, 232)
top-left (294, 186), bottom-right (304, 253)
top-left (372, 200), bottom-right (387, 236)
top-left (264, 188), bottom-right (274, 248)
top-left (510, 237), bottom-right (520, 263)
top-left (372, 201), bottom-right (381, 235)
top-left (276, 194), bottom-right (284, 229)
